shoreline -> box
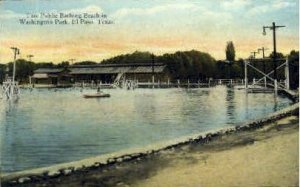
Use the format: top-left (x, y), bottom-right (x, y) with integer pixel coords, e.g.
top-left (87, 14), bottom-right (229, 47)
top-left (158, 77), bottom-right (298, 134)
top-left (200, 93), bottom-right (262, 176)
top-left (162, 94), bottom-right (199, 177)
top-left (134, 115), bottom-right (299, 187)
top-left (1, 103), bottom-right (298, 186)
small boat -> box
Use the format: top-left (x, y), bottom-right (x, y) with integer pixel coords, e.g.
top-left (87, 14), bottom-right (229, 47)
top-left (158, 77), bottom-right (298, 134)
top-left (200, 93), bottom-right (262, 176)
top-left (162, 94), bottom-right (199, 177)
top-left (83, 93), bottom-right (110, 98)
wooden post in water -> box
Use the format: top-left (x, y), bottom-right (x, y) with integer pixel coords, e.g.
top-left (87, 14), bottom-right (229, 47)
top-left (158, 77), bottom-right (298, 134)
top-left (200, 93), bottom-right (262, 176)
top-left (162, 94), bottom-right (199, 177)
top-left (152, 76), bottom-right (155, 89)
top-left (152, 54), bottom-right (155, 89)
top-left (274, 79), bottom-right (278, 96)
top-left (264, 77), bottom-right (267, 88)
top-left (167, 78), bottom-right (170, 88)
top-left (285, 58), bottom-right (290, 90)
top-left (187, 79), bottom-right (190, 89)
top-left (244, 60), bottom-right (248, 91)
top-left (177, 79), bottom-right (180, 88)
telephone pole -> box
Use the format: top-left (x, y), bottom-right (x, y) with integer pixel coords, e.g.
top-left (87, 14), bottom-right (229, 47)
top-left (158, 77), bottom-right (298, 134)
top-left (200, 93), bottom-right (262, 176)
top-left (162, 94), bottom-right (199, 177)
top-left (251, 51), bottom-right (258, 59)
top-left (11, 47), bottom-right (20, 84)
top-left (27, 54), bottom-right (34, 61)
top-left (69, 58), bottom-right (76, 65)
top-left (258, 47), bottom-right (268, 74)
top-left (1, 47), bottom-right (21, 100)
top-left (151, 54), bottom-right (155, 88)
top-left (263, 22), bottom-right (285, 81)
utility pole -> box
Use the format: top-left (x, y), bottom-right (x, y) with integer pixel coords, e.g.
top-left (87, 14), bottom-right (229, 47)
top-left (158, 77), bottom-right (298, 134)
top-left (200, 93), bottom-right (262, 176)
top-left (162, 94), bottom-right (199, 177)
top-left (151, 54), bottom-right (155, 88)
top-left (11, 47), bottom-right (20, 84)
top-left (2, 47), bottom-right (21, 100)
top-left (69, 58), bottom-right (76, 65)
top-left (27, 54), bottom-right (34, 61)
top-left (251, 51), bottom-right (258, 59)
top-left (257, 47), bottom-right (268, 74)
top-left (263, 22), bottom-right (285, 81)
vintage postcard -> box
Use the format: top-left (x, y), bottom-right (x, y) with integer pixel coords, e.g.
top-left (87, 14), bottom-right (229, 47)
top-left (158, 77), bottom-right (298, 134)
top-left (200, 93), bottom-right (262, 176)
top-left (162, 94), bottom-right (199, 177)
top-left (0, 0), bottom-right (299, 186)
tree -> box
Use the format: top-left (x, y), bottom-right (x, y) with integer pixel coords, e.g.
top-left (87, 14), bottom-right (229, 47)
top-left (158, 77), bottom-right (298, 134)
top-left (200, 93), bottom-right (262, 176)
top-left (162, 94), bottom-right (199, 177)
top-left (74, 61), bottom-right (97, 66)
top-left (0, 64), bottom-right (7, 82)
top-left (225, 41), bottom-right (235, 62)
top-left (288, 50), bottom-right (299, 89)
top-left (269, 52), bottom-right (285, 59)
top-left (57, 61), bottom-right (69, 68)
top-left (7, 59), bottom-right (35, 83)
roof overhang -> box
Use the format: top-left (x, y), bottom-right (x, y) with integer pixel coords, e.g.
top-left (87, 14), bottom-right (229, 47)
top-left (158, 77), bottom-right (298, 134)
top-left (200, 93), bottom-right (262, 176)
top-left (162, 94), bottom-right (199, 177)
top-left (32, 73), bottom-right (49, 78)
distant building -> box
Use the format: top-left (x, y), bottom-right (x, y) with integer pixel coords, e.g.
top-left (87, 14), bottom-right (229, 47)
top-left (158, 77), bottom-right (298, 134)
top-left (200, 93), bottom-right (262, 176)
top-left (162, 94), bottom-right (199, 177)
top-left (32, 63), bottom-right (169, 85)
top-left (69, 63), bottom-right (168, 83)
top-left (31, 68), bottom-right (71, 85)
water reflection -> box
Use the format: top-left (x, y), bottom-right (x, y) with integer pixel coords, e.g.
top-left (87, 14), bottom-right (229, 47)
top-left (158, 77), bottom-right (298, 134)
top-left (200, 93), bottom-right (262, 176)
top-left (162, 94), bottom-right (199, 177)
top-left (273, 94), bottom-right (278, 111)
top-left (245, 91), bottom-right (249, 120)
top-left (226, 88), bottom-right (236, 123)
top-left (0, 87), bottom-right (292, 172)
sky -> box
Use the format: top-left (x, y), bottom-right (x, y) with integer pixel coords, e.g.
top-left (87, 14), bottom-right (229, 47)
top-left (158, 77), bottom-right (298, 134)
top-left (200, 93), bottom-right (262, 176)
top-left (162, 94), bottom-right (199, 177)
top-left (0, 0), bottom-right (299, 63)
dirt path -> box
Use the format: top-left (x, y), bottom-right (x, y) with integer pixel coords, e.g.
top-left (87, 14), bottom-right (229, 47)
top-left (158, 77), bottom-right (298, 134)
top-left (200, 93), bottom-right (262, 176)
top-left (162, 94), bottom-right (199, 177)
top-left (133, 116), bottom-right (299, 187)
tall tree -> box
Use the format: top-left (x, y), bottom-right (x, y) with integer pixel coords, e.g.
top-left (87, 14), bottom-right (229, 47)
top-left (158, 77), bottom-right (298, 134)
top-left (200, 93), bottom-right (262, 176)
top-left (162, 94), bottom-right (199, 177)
top-left (225, 41), bottom-right (235, 62)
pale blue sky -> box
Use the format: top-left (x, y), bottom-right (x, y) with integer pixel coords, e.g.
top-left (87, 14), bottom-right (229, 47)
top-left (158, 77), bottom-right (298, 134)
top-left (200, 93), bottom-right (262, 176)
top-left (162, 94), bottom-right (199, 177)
top-left (0, 0), bottom-right (299, 63)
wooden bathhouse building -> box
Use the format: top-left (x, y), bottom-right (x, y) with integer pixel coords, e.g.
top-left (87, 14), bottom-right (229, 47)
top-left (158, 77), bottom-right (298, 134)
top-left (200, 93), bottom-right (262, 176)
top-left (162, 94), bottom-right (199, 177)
top-left (31, 68), bottom-right (71, 85)
top-left (32, 63), bottom-right (169, 85)
top-left (69, 63), bottom-right (168, 83)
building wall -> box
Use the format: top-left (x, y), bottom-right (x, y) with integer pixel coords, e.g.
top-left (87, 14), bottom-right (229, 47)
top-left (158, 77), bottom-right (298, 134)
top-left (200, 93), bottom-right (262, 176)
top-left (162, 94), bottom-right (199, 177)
top-left (72, 74), bottom-right (114, 83)
top-left (71, 73), bottom-right (169, 83)
top-left (33, 78), bottom-right (56, 85)
top-left (124, 73), bottom-right (170, 82)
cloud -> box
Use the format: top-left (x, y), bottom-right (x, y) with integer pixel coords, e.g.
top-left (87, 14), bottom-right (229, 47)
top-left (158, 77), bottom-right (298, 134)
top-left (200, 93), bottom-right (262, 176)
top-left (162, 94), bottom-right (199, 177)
top-left (112, 3), bottom-right (199, 18)
top-left (247, 0), bottom-right (295, 15)
top-left (62, 5), bottom-right (103, 13)
top-left (272, 0), bottom-right (295, 9)
top-left (0, 10), bottom-right (25, 20)
top-left (222, 0), bottom-right (251, 9)
top-left (0, 5), bottom-right (103, 20)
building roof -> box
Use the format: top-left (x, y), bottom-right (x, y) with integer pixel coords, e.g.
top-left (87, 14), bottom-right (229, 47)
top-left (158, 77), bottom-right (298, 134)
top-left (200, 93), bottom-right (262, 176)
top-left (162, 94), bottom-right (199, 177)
top-left (32, 73), bottom-right (49, 78)
top-left (70, 63), bottom-right (165, 68)
top-left (69, 64), bottom-right (166, 75)
top-left (34, 68), bottom-right (64, 74)
top-left (33, 64), bottom-right (166, 75)
top-left (32, 73), bottom-right (59, 78)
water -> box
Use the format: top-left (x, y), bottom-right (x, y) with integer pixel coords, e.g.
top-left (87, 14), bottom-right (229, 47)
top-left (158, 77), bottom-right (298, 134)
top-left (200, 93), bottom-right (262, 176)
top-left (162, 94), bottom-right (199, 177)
top-left (0, 86), bottom-right (293, 172)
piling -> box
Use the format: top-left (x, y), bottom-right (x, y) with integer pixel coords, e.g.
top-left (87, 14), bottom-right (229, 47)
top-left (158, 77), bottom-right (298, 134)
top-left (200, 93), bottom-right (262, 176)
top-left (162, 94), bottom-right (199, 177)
top-left (274, 80), bottom-right (278, 96)
top-left (152, 76), bottom-right (155, 89)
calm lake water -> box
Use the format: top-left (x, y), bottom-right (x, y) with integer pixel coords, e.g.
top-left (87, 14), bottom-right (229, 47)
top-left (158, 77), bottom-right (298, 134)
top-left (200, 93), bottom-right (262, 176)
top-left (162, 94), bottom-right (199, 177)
top-left (0, 86), bottom-right (293, 172)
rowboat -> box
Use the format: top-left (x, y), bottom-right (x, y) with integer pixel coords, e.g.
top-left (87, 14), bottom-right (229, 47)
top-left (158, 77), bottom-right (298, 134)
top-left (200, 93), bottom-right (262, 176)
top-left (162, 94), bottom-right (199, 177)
top-left (83, 93), bottom-right (110, 98)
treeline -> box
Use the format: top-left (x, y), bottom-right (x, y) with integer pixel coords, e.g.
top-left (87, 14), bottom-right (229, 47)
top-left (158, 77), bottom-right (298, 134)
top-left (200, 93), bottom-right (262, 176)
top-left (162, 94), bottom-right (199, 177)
top-left (101, 50), bottom-right (299, 89)
top-left (0, 50), bottom-right (298, 89)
